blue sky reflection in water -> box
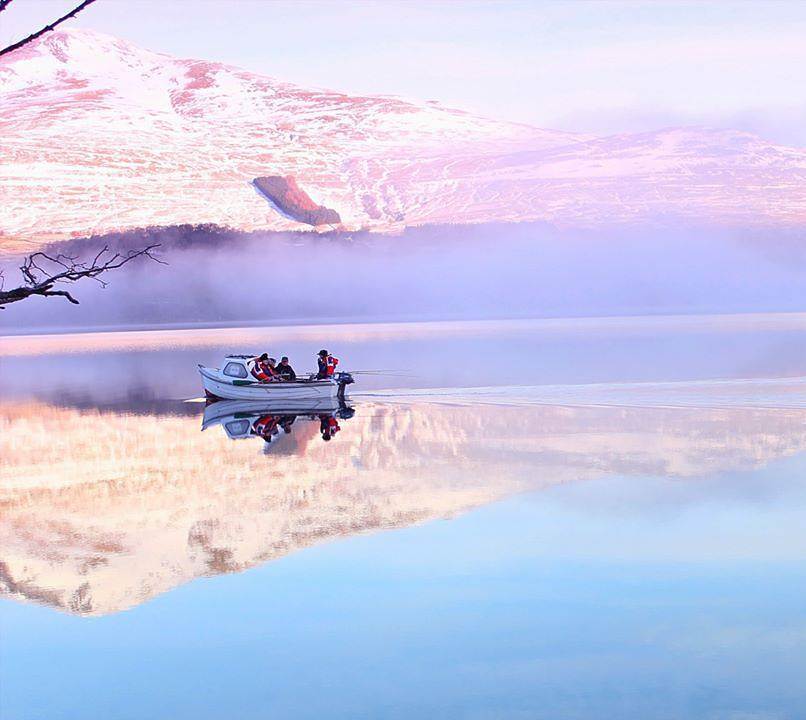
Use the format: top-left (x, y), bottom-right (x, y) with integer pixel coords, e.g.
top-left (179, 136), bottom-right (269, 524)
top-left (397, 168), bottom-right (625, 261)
top-left (1, 317), bottom-right (806, 719)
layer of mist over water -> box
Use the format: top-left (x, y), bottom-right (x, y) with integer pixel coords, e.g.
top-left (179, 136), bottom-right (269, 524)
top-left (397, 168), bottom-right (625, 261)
top-left (3, 222), bottom-right (805, 332)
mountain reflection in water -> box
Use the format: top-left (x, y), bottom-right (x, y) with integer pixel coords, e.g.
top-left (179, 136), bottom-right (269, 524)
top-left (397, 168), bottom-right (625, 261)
top-left (2, 388), bottom-right (805, 616)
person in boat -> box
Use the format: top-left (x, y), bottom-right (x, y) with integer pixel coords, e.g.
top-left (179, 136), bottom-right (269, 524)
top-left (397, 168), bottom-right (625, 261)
top-left (251, 353), bottom-right (274, 382)
top-left (316, 349), bottom-right (339, 379)
top-left (276, 356), bottom-right (296, 381)
top-left (265, 357), bottom-right (279, 378)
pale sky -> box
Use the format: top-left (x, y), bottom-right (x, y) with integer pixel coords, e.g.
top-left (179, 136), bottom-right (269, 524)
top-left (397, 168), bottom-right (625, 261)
top-left (3, 0), bottom-right (806, 145)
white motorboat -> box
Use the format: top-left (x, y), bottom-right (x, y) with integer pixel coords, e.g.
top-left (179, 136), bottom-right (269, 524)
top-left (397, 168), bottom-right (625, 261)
top-left (198, 355), bottom-right (354, 401)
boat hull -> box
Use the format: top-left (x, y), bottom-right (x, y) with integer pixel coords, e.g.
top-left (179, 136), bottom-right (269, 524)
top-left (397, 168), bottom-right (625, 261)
top-left (199, 365), bottom-right (342, 401)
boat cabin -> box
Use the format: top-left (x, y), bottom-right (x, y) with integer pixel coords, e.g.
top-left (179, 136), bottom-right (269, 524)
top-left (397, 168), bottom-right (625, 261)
top-left (221, 355), bottom-right (252, 380)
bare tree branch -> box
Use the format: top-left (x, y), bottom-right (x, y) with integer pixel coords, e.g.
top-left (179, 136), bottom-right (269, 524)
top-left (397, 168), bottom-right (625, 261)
top-left (0, 244), bottom-right (164, 309)
top-left (0, 0), bottom-right (98, 58)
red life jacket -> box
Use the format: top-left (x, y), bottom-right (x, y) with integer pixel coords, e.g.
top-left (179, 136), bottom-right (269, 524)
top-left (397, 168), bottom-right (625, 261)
top-left (325, 355), bottom-right (339, 376)
top-left (251, 360), bottom-right (273, 382)
top-left (251, 366), bottom-right (270, 382)
top-left (253, 414), bottom-right (277, 435)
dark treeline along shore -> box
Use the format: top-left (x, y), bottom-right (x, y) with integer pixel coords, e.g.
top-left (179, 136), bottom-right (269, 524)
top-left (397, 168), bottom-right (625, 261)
top-left (2, 221), bottom-right (806, 333)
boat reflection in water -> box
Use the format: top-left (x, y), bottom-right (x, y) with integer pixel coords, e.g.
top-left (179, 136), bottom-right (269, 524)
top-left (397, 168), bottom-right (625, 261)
top-left (202, 398), bottom-right (356, 446)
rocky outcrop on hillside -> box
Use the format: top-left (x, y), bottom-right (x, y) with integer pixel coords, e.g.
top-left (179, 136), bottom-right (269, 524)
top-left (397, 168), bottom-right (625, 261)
top-left (253, 176), bottom-right (341, 226)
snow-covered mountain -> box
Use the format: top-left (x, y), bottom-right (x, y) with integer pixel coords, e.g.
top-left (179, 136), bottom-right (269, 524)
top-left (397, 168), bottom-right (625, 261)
top-left (2, 28), bottom-right (806, 251)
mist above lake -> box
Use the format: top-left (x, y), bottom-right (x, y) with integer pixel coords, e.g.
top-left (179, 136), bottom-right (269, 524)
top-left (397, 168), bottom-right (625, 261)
top-left (3, 222), bottom-right (805, 332)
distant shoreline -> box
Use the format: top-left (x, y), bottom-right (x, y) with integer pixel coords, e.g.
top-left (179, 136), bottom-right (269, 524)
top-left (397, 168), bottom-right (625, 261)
top-left (3, 311), bottom-right (806, 355)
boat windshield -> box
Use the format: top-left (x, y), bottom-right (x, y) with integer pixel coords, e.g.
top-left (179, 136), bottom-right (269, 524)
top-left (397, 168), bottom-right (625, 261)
top-left (223, 362), bottom-right (248, 378)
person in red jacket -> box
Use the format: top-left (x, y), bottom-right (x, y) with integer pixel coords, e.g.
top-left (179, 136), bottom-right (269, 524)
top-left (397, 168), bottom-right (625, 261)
top-left (251, 353), bottom-right (270, 381)
top-left (316, 349), bottom-right (339, 379)
top-left (251, 354), bottom-right (279, 382)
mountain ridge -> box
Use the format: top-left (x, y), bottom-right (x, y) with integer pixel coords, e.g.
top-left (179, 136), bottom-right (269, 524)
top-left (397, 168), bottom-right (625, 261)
top-left (1, 27), bottom-right (806, 251)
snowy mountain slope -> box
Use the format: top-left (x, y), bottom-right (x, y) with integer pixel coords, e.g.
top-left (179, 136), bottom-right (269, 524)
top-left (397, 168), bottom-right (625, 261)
top-left (1, 28), bottom-right (806, 251)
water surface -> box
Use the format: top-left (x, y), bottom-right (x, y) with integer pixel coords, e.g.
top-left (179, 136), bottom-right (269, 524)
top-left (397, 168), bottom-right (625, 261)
top-left (1, 315), bottom-right (805, 718)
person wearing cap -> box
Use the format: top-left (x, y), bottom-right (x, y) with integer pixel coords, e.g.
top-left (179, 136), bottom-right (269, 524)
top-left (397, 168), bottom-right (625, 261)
top-left (276, 356), bottom-right (296, 381)
top-left (316, 349), bottom-right (329, 379)
top-left (316, 349), bottom-right (339, 379)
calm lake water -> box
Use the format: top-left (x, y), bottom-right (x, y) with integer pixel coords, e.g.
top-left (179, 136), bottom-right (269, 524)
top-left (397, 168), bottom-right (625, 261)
top-left (2, 315), bottom-right (806, 719)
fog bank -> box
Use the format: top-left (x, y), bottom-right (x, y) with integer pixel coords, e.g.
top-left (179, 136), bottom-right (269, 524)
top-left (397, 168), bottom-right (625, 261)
top-left (2, 223), bottom-right (805, 333)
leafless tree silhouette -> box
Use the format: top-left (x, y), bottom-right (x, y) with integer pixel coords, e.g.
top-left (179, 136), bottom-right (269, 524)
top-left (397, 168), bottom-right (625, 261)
top-left (0, 0), bottom-right (98, 57)
top-left (0, 245), bottom-right (163, 309)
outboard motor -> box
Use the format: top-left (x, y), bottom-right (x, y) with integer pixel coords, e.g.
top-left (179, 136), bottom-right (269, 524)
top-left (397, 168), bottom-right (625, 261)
top-left (335, 371), bottom-right (354, 399)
